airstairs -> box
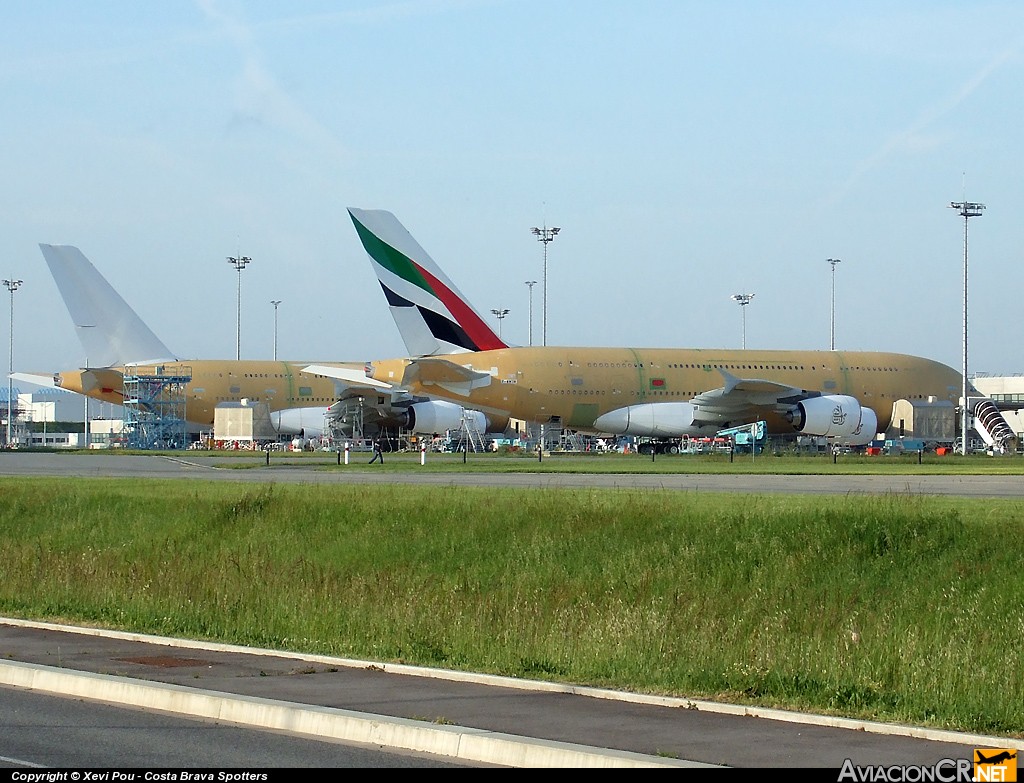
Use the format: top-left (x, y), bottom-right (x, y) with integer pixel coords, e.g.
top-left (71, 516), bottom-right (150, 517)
top-left (970, 397), bottom-right (1016, 452)
top-left (560, 430), bottom-right (587, 452)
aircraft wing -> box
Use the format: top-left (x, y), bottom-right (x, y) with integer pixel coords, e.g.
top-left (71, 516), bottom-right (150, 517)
top-left (690, 369), bottom-right (806, 418)
top-left (303, 362), bottom-right (497, 436)
top-left (302, 364), bottom-right (394, 393)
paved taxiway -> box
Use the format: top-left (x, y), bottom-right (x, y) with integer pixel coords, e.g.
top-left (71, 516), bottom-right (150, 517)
top-left (2, 450), bottom-right (1024, 497)
top-left (3, 452), bottom-right (1022, 767)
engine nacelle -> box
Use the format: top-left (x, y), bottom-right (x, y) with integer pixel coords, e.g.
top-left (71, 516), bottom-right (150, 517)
top-left (592, 403), bottom-right (708, 437)
top-left (786, 395), bottom-right (867, 438)
top-left (832, 406), bottom-right (878, 447)
top-left (404, 400), bottom-right (487, 435)
top-left (271, 407), bottom-right (326, 438)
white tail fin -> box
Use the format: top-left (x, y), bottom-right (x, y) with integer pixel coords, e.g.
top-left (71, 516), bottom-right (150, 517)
top-left (347, 208), bottom-right (507, 356)
top-left (39, 244), bottom-right (177, 367)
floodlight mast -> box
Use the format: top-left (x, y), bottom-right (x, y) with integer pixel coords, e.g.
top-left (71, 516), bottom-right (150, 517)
top-left (530, 225), bottom-right (560, 346)
top-left (490, 308), bottom-right (510, 339)
top-left (227, 255), bottom-right (251, 361)
top-left (730, 293), bottom-right (755, 349)
top-left (524, 281), bottom-right (537, 345)
top-left (3, 278), bottom-right (22, 448)
top-left (949, 200), bottom-right (985, 456)
top-left (270, 300), bottom-right (282, 361)
top-left (828, 259), bottom-right (841, 351)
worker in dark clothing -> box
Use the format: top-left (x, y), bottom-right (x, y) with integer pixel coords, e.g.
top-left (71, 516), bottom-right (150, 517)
top-left (369, 439), bottom-right (384, 464)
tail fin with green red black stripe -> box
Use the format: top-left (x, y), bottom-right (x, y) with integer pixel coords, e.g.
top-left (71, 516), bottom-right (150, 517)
top-left (347, 208), bottom-right (508, 357)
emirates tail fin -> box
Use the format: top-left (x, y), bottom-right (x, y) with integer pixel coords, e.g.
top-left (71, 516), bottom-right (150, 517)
top-left (347, 208), bottom-right (507, 356)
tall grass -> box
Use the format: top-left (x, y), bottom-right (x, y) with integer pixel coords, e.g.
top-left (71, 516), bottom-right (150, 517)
top-left (1, 476), bottom-right (1021, 736)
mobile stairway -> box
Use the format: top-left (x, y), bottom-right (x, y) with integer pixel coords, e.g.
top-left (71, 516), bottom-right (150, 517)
top-left (969, 397), bottom-right (1016, 453)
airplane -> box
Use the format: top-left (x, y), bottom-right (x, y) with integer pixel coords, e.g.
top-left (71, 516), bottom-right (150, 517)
top-left (23, 243), bottom-right (482, 442)
top-left (302, 207), bottom-right (1016, 451)
top-left (976, 750), bottom-right (1016, 765)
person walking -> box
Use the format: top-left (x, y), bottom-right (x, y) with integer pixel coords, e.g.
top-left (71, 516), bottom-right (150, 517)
top-left (368, 438), bottom-right (384, 464)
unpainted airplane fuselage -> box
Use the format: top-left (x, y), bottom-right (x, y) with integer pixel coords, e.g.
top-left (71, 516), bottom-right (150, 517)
top-left (55, 359), bottom-right (364, 426)
top-left (368, 347), bottom-right (966, 434)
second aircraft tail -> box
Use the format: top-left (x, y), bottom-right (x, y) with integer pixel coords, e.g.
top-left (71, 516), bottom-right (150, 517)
top-left (347, 208), bottom-right (507, 357)
top-left (39, 244), bottom-right (178, 368)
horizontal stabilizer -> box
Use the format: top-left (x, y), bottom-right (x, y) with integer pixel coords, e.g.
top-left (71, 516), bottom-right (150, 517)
top-left (9, 372), bottom-right (59, 389)
top-left (401, 358), bottom-right (493, 394)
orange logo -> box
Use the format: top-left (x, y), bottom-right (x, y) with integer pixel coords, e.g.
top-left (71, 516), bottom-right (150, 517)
top-left (975, 749), bottom-right (1017, 782)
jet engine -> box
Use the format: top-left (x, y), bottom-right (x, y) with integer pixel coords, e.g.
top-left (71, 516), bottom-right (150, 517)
top-left (832, 406), bottom-right (878, 447)
top-left (592, 403), bottom-right (709, 437)
top-left (785, 395), bottom-right (874, 439)
top-left (403, 400), bottom-right (488, 435)
top-left (271, 408), bottom-right (327, 438)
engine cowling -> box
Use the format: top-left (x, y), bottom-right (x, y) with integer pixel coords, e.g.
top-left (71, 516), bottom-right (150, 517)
top-left (592, 403), bottom-right (709, 437)
top-left (404, 400), bottom-right (487, 435)
top-left (833, 406), bottom-right (878, 447)
top-left (786, 395), bottom-right (868, 438)
top-left (271, 407), bottom-right (327, 438)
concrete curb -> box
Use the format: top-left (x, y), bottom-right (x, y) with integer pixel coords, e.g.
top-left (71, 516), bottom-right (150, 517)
top-left (4, 617), bottom-right (1019, 752)
top-left (0, 659), bottom-right (711, 768)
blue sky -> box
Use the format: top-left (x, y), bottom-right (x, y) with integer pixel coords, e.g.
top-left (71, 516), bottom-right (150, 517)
top-left (3, 1), bottom-right (1023, 381)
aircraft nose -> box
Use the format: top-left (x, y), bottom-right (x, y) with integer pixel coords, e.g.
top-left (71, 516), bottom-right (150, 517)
top-left (593, 409), bottom-right (629, 433)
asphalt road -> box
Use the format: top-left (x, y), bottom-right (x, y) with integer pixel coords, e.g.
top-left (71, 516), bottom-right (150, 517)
top-left (3, 619), bottom-right (1019, 770)
top-left (2, 451), bottom-right (1024, 497)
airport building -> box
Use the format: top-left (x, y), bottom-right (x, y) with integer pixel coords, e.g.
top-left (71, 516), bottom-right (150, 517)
top-left (971, 375), bottom-right (1024, 440)
top-left (2, 386), bottom-right (125, 448)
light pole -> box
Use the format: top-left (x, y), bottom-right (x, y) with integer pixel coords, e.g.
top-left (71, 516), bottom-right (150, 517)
top-left (227, 255), bottom-right (251, 361)
top-left (731, 293), bottom-right (755, 349)
top-left (530, 225), bottom-right (560, 346)
top-left (828, 258), bottom-right (841, 351)
top-left (950, 199), bottom-right (985, 455)
top-left (4, 278), bottom-right (22, 448)
top-left (490, 308), bottom-right (510, 340)
top-left (270, 300), bottom-right (282, 361)
top-left (524, 280), bottom-right (537, 345)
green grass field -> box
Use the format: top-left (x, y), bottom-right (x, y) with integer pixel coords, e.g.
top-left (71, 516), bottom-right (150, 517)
top-left (1, 466), bottom-right (1021, 738)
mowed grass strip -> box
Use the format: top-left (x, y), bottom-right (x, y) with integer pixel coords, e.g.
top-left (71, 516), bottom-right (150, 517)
top-left (0, 476), bottom-right (1021, 737)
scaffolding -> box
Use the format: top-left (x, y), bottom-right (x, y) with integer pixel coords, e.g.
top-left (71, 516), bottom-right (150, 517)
top-left (324, 396), bottom-right (366, 445)
top-left (451, 411), bottom-right (487, 453)
top-left (122, 365), bottom-right (192, 450)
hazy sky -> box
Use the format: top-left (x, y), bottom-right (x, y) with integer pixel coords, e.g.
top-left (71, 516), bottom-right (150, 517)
top-left (3, 1), bottom-right (1023, 384)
